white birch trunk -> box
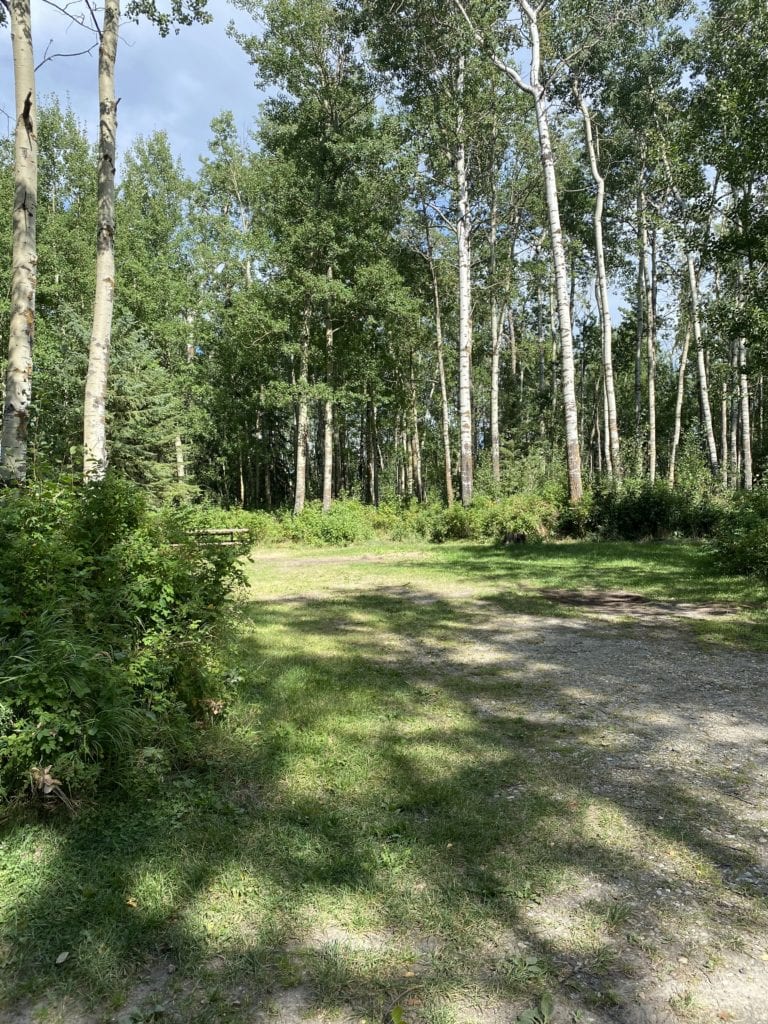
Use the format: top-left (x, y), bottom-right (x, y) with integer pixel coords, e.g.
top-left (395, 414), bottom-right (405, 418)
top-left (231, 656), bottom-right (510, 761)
top-left (456, 55), bottom-right (474, 506)
top-left (728, 339), bottom-right (739, 487)
top-left (293, 310), bottom-right (310, 514)
top-left (1, 0), bottom-right (37, 484)
top-left (175, 434), bottom-right (185, 480)
top-left (526, 14), bottom-right (582, 500)
top-left (720, 391), bottom-right (729, 487)
top-left (668, 323), bottom-right (690, 487)
top-left (687, 253), bottom-right (719, 477)
top-left (643, 219), bottom-right (657, 483)
top-left (488, 111), bottom-right (504, 488)
top-left (322, 266), bottom-right (334, 513)
top-left (83, 0), bottom-right (119, 482)
top-left (422, 211), bottom-right (454, 505)
top-left (576, 87), bottom-right (619, 478)
top-left (739, 335), bottom-right (753, 490)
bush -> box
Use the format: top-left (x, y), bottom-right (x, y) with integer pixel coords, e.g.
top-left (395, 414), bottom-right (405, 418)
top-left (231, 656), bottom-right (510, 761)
top-left (711, 489), bottom-right (768, 581)
top-left (280, 499), bottom-right (376, 545)
top-left (586, 479), bottom-right (722, 540)
top-left (0, 477), bottom-right (244, 800)
top-left (428, 493), bottom-right (558, 544)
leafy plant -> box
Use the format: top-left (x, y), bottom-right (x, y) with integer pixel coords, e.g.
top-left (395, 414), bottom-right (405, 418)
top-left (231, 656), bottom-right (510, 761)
top-left (516, 992), bottom-right (555, 1024)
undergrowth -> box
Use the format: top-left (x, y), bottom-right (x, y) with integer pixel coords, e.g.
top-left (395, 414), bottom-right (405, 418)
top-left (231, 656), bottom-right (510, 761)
top-left (0, 476), bottom-right (244, 801)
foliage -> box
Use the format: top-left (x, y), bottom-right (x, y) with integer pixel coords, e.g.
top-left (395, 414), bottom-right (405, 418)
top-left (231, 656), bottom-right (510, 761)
top-left (585, 478), bottom-right (724, 540)
top-left (0, 477), bottom-right (244, 800)
top-left (429, 493), bottom-right (559, 544)
top-left (711, 489), bottom-right (768, 582)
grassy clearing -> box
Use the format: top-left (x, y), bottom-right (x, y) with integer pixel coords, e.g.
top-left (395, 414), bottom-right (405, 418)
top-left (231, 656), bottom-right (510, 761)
top-left (1, 541), bottom-right (767, 1023)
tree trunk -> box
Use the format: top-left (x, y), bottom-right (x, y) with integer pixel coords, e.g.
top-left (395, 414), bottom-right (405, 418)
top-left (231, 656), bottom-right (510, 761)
top-left (175, 434), bottom-right (185, 480)
top-left (739, 334), bottom-right (753, 490)
top-left (451, 0), bottom-right (581, 499)
top-left (687, 253), bottom-right (719, 477)
top-left (668, 323), bottom-right (690, 487)
top-left (720, 391), bottom-right (729, 487)
top-left (529, 44), bottom-right (582, 499)
top-left (322, 266), bottom-right (334, 513)
top-left (644, 220), bottom-right (657, 483)
top-left (293, 308), bottom-right (310, 514)
top-left (634, 181), bottom-right (644, 472)
top-left (576, 86), bottom-right (620, 478)
top-left (83, 0), bottom-right (119, 482)
top-left (488, 152), bottom-right (504, 488)
top-left (456, 55), bottom-right (474, 506)
top-left (422, 208), bottom-right (454, 504)
top-left (1, 0), bottom-right (37, 484)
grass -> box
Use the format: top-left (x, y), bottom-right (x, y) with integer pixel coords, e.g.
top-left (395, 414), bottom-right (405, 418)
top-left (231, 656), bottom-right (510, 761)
top-left (1, 540), bottom-right (766, 1023)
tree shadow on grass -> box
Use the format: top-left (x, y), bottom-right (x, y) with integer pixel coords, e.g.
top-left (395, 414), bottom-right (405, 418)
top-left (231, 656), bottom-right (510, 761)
top-left (2, 577), bottom-right (767, 1023)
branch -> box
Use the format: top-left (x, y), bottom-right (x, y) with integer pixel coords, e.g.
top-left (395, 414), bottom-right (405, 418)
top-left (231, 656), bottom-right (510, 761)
top-left (449, 0), bottom-right (536, 96)
top-left (427, 199), bottom-right (458, 236)
top-left (35, 38), bottom-right (99, 71)
top-left (40, 0), bottom-right (98, 34)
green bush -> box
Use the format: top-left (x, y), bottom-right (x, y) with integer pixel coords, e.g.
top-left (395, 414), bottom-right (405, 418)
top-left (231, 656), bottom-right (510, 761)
top-left (0, 477), bottom-right (244, 800)
top-left (428, 493), bottom-right (558, 544)
top-left (586, 479), bottom-right (722, 540)
top-left (711, 490), bottom-right (768, 581)
top-left (280, 499), bottom-right (376, 545)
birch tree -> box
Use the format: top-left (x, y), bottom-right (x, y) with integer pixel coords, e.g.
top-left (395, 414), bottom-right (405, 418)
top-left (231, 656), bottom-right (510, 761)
top-left (1, 0), bottom-right (37, 484)
top-left (82, 0), bottom-right (210, 481)
top-left (452, 0), bottom-right (583, 501)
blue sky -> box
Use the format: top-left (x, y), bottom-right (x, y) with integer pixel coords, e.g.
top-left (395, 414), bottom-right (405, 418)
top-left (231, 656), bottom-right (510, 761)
top-left (1, 0), bottom-right (267, 172)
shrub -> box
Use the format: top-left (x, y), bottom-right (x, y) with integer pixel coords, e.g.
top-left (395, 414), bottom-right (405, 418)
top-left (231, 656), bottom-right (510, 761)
top-left (586, 479), bottom-right (722, 540)
top-left (711, 489), bottom-right (768, 581)
top-left (0, 477), bottom-right (244, 800)
top-left (428, 493), bottom-right (558, 544)
top-left (280, 499), bottom-right (376, 545)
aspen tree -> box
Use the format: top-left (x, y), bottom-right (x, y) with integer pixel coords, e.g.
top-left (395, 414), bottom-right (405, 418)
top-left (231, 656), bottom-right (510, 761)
top-left (1, 0), bottom-right (37, 484)
top-left (83, 0), bottom-right (119, 481)
top-left (452, 0), bottom-right (583, 501)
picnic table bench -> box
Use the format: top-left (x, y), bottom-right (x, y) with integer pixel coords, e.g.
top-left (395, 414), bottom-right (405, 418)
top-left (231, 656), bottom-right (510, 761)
top-left (186, 527), bottom-right (251, 547)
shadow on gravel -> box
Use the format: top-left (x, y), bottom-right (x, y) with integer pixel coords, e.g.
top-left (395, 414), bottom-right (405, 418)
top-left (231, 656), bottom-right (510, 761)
top-left (3, 569), bottom-right (767, 1024)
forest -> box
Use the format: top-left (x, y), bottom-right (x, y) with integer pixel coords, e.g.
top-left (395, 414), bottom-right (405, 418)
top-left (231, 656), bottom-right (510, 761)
top-left (1, 1), bottom-right (768, 1022)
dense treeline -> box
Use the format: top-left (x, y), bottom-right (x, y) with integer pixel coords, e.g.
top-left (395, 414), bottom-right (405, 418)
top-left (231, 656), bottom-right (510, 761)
top-left (2, 0), bottom-right (768, 798)
top-left (1, 0), bottom-right (767, 509)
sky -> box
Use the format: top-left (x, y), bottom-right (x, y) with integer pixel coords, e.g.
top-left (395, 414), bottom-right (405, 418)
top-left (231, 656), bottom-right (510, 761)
top-left (1, 0), bottom-right (268, 173)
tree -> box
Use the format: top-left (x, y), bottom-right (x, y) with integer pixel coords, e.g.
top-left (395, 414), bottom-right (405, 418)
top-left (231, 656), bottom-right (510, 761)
top-left (82, 0), bottom-right (211, 481)
top-left (1, 0), bottom-right (38, 483)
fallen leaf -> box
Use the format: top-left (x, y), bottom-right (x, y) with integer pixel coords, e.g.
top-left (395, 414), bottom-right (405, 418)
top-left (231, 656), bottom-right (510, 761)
top-left (125, 897), bottom-right (138, 908)
top-left (55, 951), bottom-right (69, 965)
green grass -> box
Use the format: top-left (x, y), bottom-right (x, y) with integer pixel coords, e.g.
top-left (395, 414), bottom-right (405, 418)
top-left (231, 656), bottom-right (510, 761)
top-left (1, 540), bottom-right (766, 1023)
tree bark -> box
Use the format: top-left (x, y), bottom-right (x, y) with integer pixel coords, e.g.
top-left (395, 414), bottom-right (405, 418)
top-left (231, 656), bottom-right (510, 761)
top-left (687, 253), bottom-right (719, 477)
top-left (634, 182), bottom-right (644, 470)
top-left (1, 0), bottom-right (37, 484)
top-left (409, 377), bottom-right (424, 502)
top-left (738, 334), bottom-right (753, 490)
top-left (668, 322), bottom-right (690, 488)
top-left (456, 55), bottom-right (474, 506)
top-left (489, 188), bottom-right (502, 488)
top-left (422, 208), bottom-right (454, 504)
top-left (644, 220), bottom-right (657, 483)
top-left (322, 266), bottom-right (334, 512)
top-left (720, 390), bottom-right (729, 487)
top-left (576, 85), bottom-right (619, 478)
top-left (83, 0), bottom-right (119, 482)
top-left (175, 434), bottom-right (185, 480)
top-left (523, 9), bottom-right (582, 500)
top-left (293, 307), bottom-right (311, 514)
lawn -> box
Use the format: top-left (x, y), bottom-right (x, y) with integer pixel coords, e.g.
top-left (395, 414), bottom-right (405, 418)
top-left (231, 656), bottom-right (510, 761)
top-left (1, 540), bottom-right (767, 1024)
